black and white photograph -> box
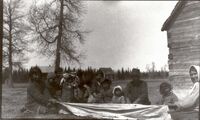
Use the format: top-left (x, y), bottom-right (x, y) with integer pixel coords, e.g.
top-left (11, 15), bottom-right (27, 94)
top-left (0, 0), bottom-right (199, 119)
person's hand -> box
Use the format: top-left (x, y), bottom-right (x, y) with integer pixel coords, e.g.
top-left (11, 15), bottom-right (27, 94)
top-left (48, 98), bottom-right (59, 104)
top-left (47, 99), bottom-right (59, 108)
top-left (133, 98), bottom-right (141, 104)
top-left (63, 73), bottom-right (70, 79)
top-left (83, 84), bottom-right (90, 89)
top-left (92, 93), bottom-right (97, 97)
top-left (168, 104), bottom-right (178, 111)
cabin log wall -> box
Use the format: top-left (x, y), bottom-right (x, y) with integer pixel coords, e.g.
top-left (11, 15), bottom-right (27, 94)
top-left (167, 1), bottom-right (200, 90)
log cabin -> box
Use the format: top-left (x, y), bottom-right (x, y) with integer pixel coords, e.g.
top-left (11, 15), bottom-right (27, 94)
top-left (161, 1), bottom-right (200, 93)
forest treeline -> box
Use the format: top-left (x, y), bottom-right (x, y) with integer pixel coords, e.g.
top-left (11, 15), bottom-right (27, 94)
top-left (2, 67), bottom-right (168, 83)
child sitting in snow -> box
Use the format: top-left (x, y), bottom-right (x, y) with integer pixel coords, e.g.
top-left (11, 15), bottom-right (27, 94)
top-left (112, 85), bottom-right (127, 103)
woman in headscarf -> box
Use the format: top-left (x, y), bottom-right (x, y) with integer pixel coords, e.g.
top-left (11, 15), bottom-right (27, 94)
top-left (170, 65), bottom-right (199, 111)
top-left (21, 66), bottom-right (57, 114)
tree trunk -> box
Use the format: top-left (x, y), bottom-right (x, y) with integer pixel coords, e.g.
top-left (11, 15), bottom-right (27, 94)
top-left (0, 0), bottom-right (3, 89)
top-left (7, 2), bottom-right (13, 88)
top-left (55, 0), bottom-right (64, 71)
top-left (0, 1), bottom-right (3, 116)
top-left (8, 29), bottom-right (13, 88)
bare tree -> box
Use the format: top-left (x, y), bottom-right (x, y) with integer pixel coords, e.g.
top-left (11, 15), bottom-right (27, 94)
top-left (161, 64), bottom-right (168, 72)
top-left (29, 0), bottom-right (87, 70)
top-left (151, 62), bottom-right (155, 72)
top-left (145, 64), bottom-right (150, 73)
top-left (3, 0), bottom-right (29, 87)
top-left (145, 62), bottom-right (157, 78)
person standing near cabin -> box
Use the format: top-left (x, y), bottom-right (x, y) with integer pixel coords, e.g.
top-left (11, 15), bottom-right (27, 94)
top-left (124, 68), bottom-right (151, 105)
top-left (170, 65), bottom-right (199, 111)
top-left (21, 66), bottom-right (57, 114)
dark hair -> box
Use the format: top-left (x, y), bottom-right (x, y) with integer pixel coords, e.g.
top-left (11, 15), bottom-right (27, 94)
top-left (77, 70), bottom-right (84, 78)
top-left (76, 70), bottom-right (84, 87)
top-left (114, 87), bottom-right (123, 96)
top-left (77, 70), bottom-right (96, 88)
top-left (96, 70), bottom-right (104, 78)
top-left (130, 68), bottom-right (142, 86)
top-left (114, 88), bottom-right (122, 92)
top-left (159, 82), bottom-right (172, 92)
top-left (29, 66), bottom-right (42, 81)
top-left (189, 66), bottom-right (197, 73)
top-left (47, 72), bottom-right (61, 90)
top-left (131, 68), bottom-right (140, 78)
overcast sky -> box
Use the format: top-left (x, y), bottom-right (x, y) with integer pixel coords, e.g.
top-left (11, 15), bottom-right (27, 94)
top-left (25, 1), bottom-right (178, 71)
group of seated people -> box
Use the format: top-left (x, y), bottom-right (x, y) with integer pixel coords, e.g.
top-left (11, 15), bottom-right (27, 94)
top-left (21, 65), bottom-right (199, 114)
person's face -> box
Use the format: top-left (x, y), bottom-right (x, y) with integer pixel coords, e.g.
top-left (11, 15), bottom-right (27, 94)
top-left (190, 70), bottom-right (198, 83)
top-left (96, 74), bottom-right (103, 81)
top-left (132, 75), bottom-right (139, 81)
top-left (32, 73), bottom-right (40, 81)
top-left (160, 87), bottom-right (170, 96)
top-left (115, 89), bottom-right (122, 96)
top-left (102, 82), bottom-right (110, 89)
